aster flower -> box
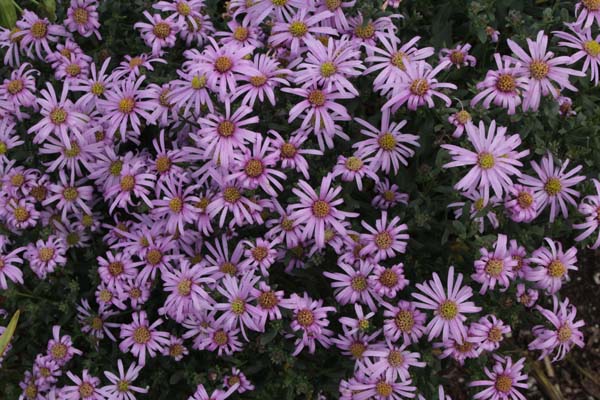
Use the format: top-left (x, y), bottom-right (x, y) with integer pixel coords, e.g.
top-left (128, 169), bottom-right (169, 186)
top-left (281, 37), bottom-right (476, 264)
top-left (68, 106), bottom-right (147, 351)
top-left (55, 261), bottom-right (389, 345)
top-left (448, 109), bottom-right (474, 139)
top-left (434, 332), bottom-right (482, 365)
top-left (283, 82), bottom-right (352, 138)
top-left (372, 179), bottom-right (408, 210)
top-left (46, 325), bottom-right (83, 366)
top-left (233, 53), bottom-right (292, 107)
top-left (281, 292), bottom-right (336, 356)
top-left (119, 310), bottom-right (170, 365)
top-left (24, 235), bottom-right (67, 279)
top-left (439, 43), bottom-right (476, 69)
top-left (348, 13), bottom-right (397, 48)
top-left (412, 266), bottom-right (481, 341)
top-left (0, 244), bottom-right (25, 290)
top-left (135, 11), bottom-right (180, 56)
top-left (348, 376), bottom-right (417, 400)
top-left (354, 109), bottom-right (420, 174)
top-left (169, 70), bottom-right (214, 116)
top-left (469, 314), bottom-right (511, 352)
top-left (360, 211), bottom-right (408, 262)
top-left (162, 335), bottom-right (189, 361)
top-left (207, 175), bottom-right (262, 228)
top-left (251, 282), bottom-right (285, 329)
top-left (289, 174), bottom-right (358, 249)
top-left (196, 321), bottom-right (243, 356)
top-left (224, 367), bottom-right (254, 394)
top-left (469, 355), bottom-right (528, 400)
top-left (114, 53), bottom-right (167, 79)
top-left (14, 10), bottom-right (68, 60)
top-left (240, 237), bottom-right (280, 277)
top-left (97, 75), bottom-right (155, 140)
top-left (332, 154), bottom-right (378, 190)
top-left (60, 370), bottom-right (103, 400)
top-left (364, 341), bottom-right (426, 381)
top-left (43, 171), bottom-right (93, 220)
top-left (33, 354), bottom-right (61, 388)
top-left (382, 300), bottom-right (426, 344)
top-left (105, 159), bottom-right (156, 214)
top-left (152, 175), bottom-right (201, 234)
top-left (28, 82), bottom-right (89, 146)
top-left (153, 0), bottom-right (204, 27)
top-left (332, 330), bottom-right (378, 364)
top-left (557, 95), bottom-right (576, 116)
top-left (214, 274), bottom-right (262, 339)
top-left (0, 120), bottom-right (23, 163)
top-left (519, 152), bottom-right (585, 222)
top-left (216, 19), bottom-right (262, 48)
top-left (324, 260), bottom-right (376, 310)
top-left (0, 63), bottom-right (38, 114)
top-left (179, 12), bottom-right (215, 46)
top-left (506, 30), bottom-right (585, 111)
top-left (472, 234), bottom-right (517, 294)
top-left (526, 237), bottom-right (577, 294)
top-left (65, 0), bottom-right (102, 39)
top-left (471, 54), bottom-right (528, 115)
top-left (269, 10), bottom-right (336, 55)
top-left (369, 263), bottom-right (409, 298)
top-left (0, 27), bottom-right (24, 67)
top-left (575, 0), bottom-right (600, 29)
top-left (505, 184), bottom-right (538, 223)
top-left (554, 23), bottom-right (600, 85)
top-left (574, 178), bottom-right (600, 248)
top-left (248, 0), bottom-right (306, 24)
top-left (269, 129), bottom-right (322, 178)
top-left (383, 60), bottom-right (457, 111)
top-left (442, 120), bottom-right (529, 201)
top-left (448, 188), bottom-right (501, 233)
top-left (77, 299), bottom-right (120, 341)
top-left (101, 359), bottom-right (148, 400)
top-left (508, 239), bottom-right (529, 279)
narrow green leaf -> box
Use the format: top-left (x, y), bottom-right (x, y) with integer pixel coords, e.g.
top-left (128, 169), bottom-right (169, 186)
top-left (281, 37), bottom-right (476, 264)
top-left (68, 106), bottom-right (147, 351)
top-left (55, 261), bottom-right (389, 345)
top-left (0, 0), bottom-right (17, 28)
top-left (0, 310), bottom-right (20, 358)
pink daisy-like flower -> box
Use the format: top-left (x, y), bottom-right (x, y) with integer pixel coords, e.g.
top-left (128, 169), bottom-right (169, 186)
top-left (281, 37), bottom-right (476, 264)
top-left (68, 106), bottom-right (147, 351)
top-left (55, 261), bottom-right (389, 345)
top-left (554, 23), bottom-right (600, 85)
top-left (97, 251), bottom-right (137, 290)
top-left (574, 178), bottom-right (600, 248)
top-left (369, 263), bottom-right (409, 298)
top-left (101, 359), bottom-right (149, 400)
top-left (372, 179), bottom-right (409, 210)
top-left (348, 376), bottom-right (417, 400)
top-left (5, 196), bottom-right (40, 230)
top-left (364, 341), bottom-right (425, 382)
top-left (196, 321), bottom-right (243, 356)
top-left (469, 314), bottom-right (511, 352)
top-left (382, 300), bottom-right (426, 344)
top-left (505, 183), bottom-right (538, 223)
top-left (526, 237), bottom-right (577, 294)
top-left (332, 153), bottom-right (378, 191)
top-left (439, 43), bottom-right (477, 69)
top-left (348, 13), bottom-right (397, 48)
top-left (207, 175), bottom-right (262, 228)
top-left (283, 82), bottom-right (352, 137)
top-left (46, 325), bottom-right (83, 366)
top-left (160, 259), bottom-right (215, 322)
top-left (412, 266), bottom-right (482, 341)
top-left (204, 234), bottom-right (247, 280)
top-left (434, 332), bottom-right (482, 366)
top-left (0, 26), bottom-right (24, 67)
top-left (314, 0), bottom-right (356, 30)
top-left (324, 260), bottom-right (376, 311)
top-left (506, 30), bottom-right (585, 111)
top-left (448, 188), bottom-right (501, 233)
top-left (119, 310), bottom-right (170, 365)
top-left (215, 19), bottom-right (262, 49)
top-left (469, 355), bottom-right (529, 400)
top-left (28, 82), bottom-right (89, 146)
top-left (251, 282), bottom-right (285, 330)
top-left (135, 11), bottom-right (180, 56)
top-left (471, 53), bottom-right (528, 115)
top-left (224, 367), bottom-right (254, 394)
top-left (575, 0), bottom-right (600, 29)
top-left (24, 235), bottom-right (67, 279)
top-left (234, 53), bottom-right (292, 107)
top-left (14, 10), bottom-right (68, 60)
top-left (281, 292), bottom-right (336, 356)
top-left (153, 0), bottom-right (204, 26)
top-left (248, 0), bottom-right (306, 24)
top-left (152, 175), bottom-right (201, 234)
top-left (516, 283), bottom-right (539, 308)
top-left (60, 370), bottom-right (103, 400)
top-left (442, 120), bottom-right (529, 201)
top-left (162, 334), bottom-right (189, 361)
top-left (214, 274), bottom-right (261, 339)
top-left (354, 109), bottom-right (420, 174)
top-left (288, 174), bottom-right (358, 249)
top-left (448, 109), bottom-right (474, 139)
top-left (508, 239), bottom-right (529, 279)
top-left (472, 234), bottom-right (517, 294)
top-left (240, 237), bottom-right (280, 277)
top-left (114, 53), bottom-right (167, 79)
top-left (269, 10), bottom-right (336, 55)
top-left (0, 243), bottom-right (25, 290)
top-left (519, 152), bottom-right (585, 222)
top-left (529, 296), bottom-right (585, 361)
top-left (105, 159), bottom-right (156, 214)
top-left (169, 70), bottom-right (214, 116)
top-left (33, 354), bottom-right (61, 388)
top-left (0, 63), bottom-right (38, 114)
top-left (269, 129), bottom-right (322, 178)
top-left (383, 60), bottom-right (457, 111)
top-left (44, 170), bottom-right (93, 220)
top-left (360, 211), bottom-right (409, 262)
top-left (97, 75), bottom-right (155, 140)
top-left (558, 95), bottom-right (576, 117)
top-left (65, 0), bottom-right (102, 39)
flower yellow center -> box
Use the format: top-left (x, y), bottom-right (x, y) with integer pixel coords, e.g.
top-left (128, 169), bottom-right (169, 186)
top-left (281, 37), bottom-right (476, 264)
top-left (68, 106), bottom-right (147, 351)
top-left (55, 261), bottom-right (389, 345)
top-left (177, 278), bottom-right (192, 296)
top-left (155, 156), bottom-right (171, 173)
top-left (355, 23), bottom-right (375, 39)
top-left (517, 191), bottom-right (533, 208)
top-left (233, 26), bottom-right (249, 41)
top-left (383, 190), bottom-right (396, 202)
top-left (456, 110), bottom-right (471, 125)
top-left (64, 142), bottom-right (81, 158)
top-left (31, 21), bottom-right (48, 39)
top-left (495, 375), bottom-right (513, 394)
top-left (95, 130), bottom-right (105, 141)
top-left (297, 309), bottom-right (315, 327)
top-left (308, 89), bottom-right (326, 106)
top-left (25, 383), bottom-right (38, 399)
top-left (7, 79), bottom-right (23, 95)
top-left (120, 175), bottom-right (135, 191)
top-left (375, 381), bottom-right (393, 397)
top-left (379, 268), bottom-right (399, 287)
top-left (374, 231), bottom-right (393, 250)
top-left (66, 63), bottom-right (81, 77)
top-left (388, 350), bottom-right (404, 367)
top-left (456, 341), bottom-right (474, 353)
top-left (281, 142), bottom-right (297, 158)
top-left (39, 367), bottom-right (51, 377)
top-left (73, 7), bottom-right (89, 24)
top-left (272, 0), bottom-right (288, 5)
top-left (177, 1), bottom-right (191, 15)
top-left (496, 74), bottom-right (517, 92)
top-left (350, 275), bottom-right (367, 291)
top-left (477, 152), bottom-right (495, 169)
top-left (485, 259), bottom-right (504, 277)
top-left (117, 380), bottom-right (130, 392)
top-left (249, 74), bottom-right (267, 87)
top-left (110, 160), bottom-right (123, 176)
top-left (99, 289), bottom-right (112, 303)
top-left (11, 173), bottom-right (24, 187)
top-left (191, 74), bottom-right (207, 89)
top-left (289, 21), bottom-right (308, 37)
top-left (244, 159), bottom-right (264, 178)
top-left (252, 246), bottom-right (268, 261)
top-left (133, 326), bottom-right (151, 344)
top-left (584, 40), bottom-right (600, 57)
top-left (220, 262), bottom-right (237, 275)
top-left (557, 324), bottom-right (572, 342)
top-left (378, 132), bottom-right (396, 151)
top-left (159, 89), bottom-right (172, 107)
top-left (14, 206), bottom-right (29, 222)
top-left (391, 51), bottom-right (406, 70)
top-left (548, 260), bottom-right (566, 278)
top-left (311, 199), bottom-right (330, 218)
top-left (530, 60), bottom-right (549, 80)
top-left (79, 382), bottom-right (94, 398)
top-left (231, 298), bottom-right (246, 315)
top-left (129, 287), bottom-right (142, 299)
top-left (50, 343), bottom-right (67, 359)
top-left (118, 97), bottom-right (136, 114)
top-left (320, 61), bottom-right (337, 77)
top-left (169, 197), bottom-right (183, 213)
top-left (583, 0), bottom-right (600, 11)
top-left (215, 56), bottom-right (233, 73)
top-left (359, 318), bottom-right (370, 331)
top-left (50, 108), bottom-right (67, 124)
top-left (169, 344), bottom-right (184, 357)
top-left (63, 187), bottom-right (79, 201)
top-left (281, 218), bottom-right (295, 231)
top-left (410, 78), bottom-right (429, 96)
top-left (108, 261), bottom-right (124, 276)
top-left (395, 310), bottom-right (414, 332)
top-left (258, 291), bottom-right (277, 308)
top-left (223, 186), bottom-right (241, 203)
top-left (488, 326), bottom-right (503, 342)
top-left (325, 0), bottom-right (341, 10)
top-left (345, 156), bottom-right (363, 171)
top-left (450, 50), bottom-right (465, 64)
top-left (438, 300), bottom-right (458, 320)
top-left (153, 22), bottom-right (172, 39)
top-left (146, 249), bottom-right (162, 265)
top-left (544, 177), bottom-right (562, 196)
top-left (213, 330), bottom-right (228, 346)
top-left (217, 120), bottom-right (235, 137)
top-left (349, 341), bottom-right (366, 359)
top-left (38, 247), bottom-right (55, 262)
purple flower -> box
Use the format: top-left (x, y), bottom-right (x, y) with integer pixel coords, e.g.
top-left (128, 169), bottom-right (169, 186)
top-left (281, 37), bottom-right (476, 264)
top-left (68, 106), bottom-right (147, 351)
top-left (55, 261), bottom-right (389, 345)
top-left (269, 10), bottom-right (336, 55)
top-left (65, 0), bottom-right (102, 39)
top-left (233, 54), bottom-right (292, 107)
top-left (469, 356), bottom-right (529, 400)
top-left (60, 369), bottom-right (103, 399)
top-left (472, 234), bottom-right (517, 294)
top-left (575, 0), bottom-right (600, 29)
top-left (214, 274), bottom-right (262, 339)
top-left (324, 260), bottom-right (376, 310)
top-left (574, 178), bottom-right (600, 248)
top-left (135, 11), bottom-right (180, 56)
top-left (46, 325), bottom-right (83, 366)
top-left (15, 10), bottom-right (68, 60)
top-left (382, 300), bottom-right (426, 344)
top-left (439, 43), bottom-right (477, 69)
top-left (554, 23), bottom-right (600, 85)
top-left (101, 359), bottom-right (149, 399)
top-left (360, 211), bottom-right (409, 262)
top-left (119, 310), bottom-right (171, 365)
top-left (469, 314), bottom-right (511, 352)
top-left (526, 237), bottom-right (577, 294)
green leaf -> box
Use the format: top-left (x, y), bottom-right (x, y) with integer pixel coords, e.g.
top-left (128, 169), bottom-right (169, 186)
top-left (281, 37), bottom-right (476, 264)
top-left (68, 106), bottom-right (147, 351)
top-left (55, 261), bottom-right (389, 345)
top-left (0, 310), bottom-right (20, 358)
top-left (39, 0), bottom-right (56, 21)
top-left (0, 0), bottom-right (17, 28)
